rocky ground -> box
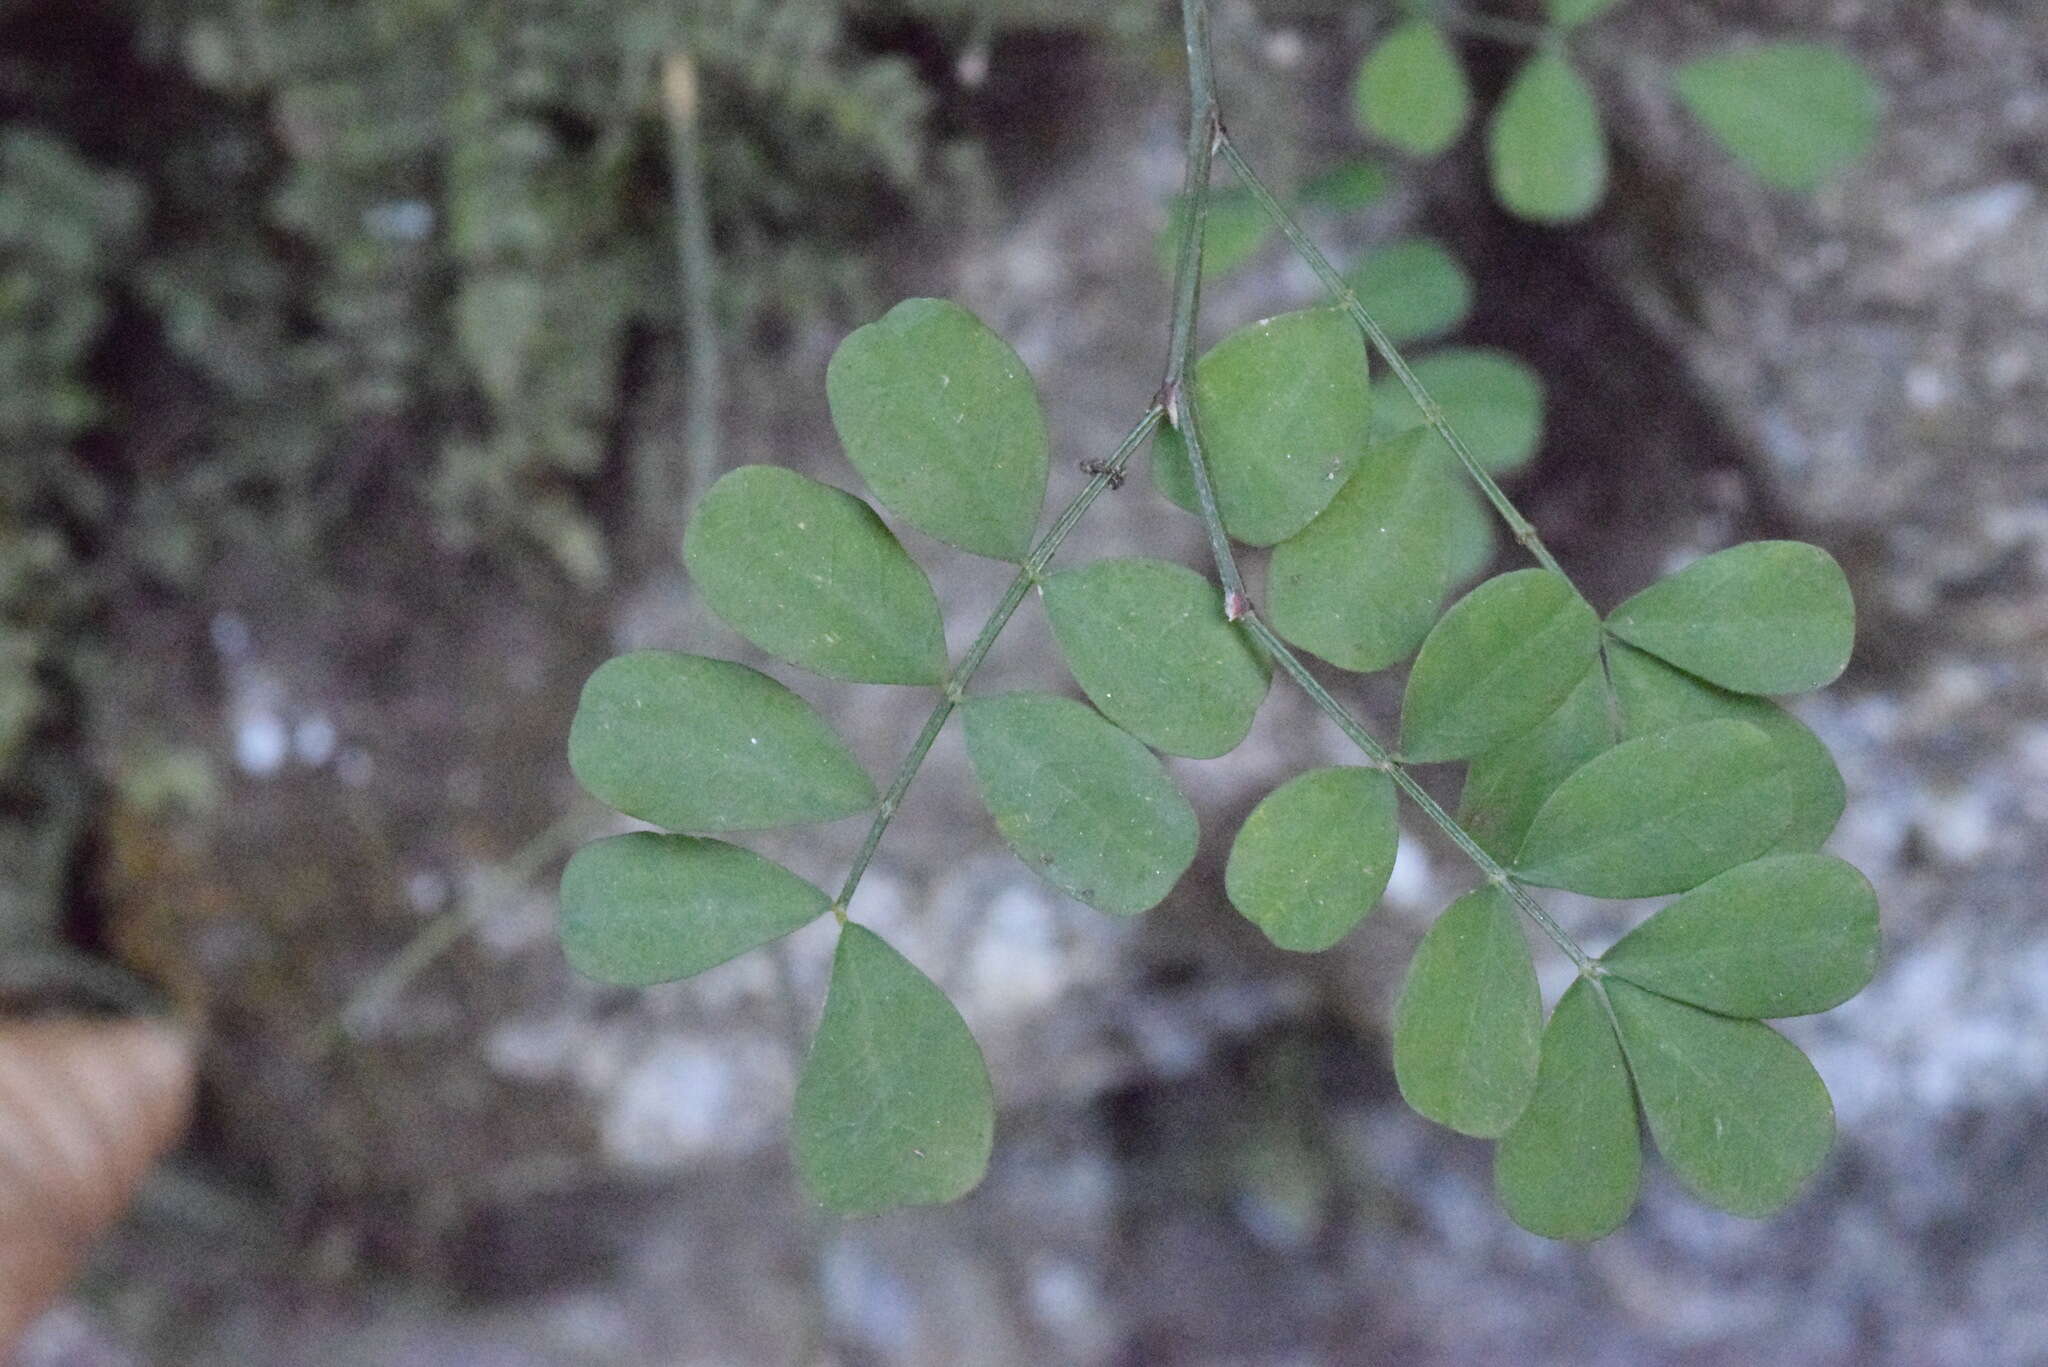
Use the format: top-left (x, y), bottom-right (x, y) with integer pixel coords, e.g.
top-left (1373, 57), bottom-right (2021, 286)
top-left (23, 1), bottom-right (2048, 1362)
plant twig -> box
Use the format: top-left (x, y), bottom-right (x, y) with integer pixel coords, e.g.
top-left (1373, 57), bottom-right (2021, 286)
top-left (662, 49), bottom-right (722, 522)
top-left (1160, 0), bottom-right (1249, 620)
top-left (832, 407), bottom-right (1166, 915)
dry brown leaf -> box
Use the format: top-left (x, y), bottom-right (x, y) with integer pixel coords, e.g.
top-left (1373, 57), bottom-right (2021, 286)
top-left (0, 1018), bottom-right (195, 1349)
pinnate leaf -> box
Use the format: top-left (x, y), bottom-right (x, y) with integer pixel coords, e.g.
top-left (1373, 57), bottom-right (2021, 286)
top-left (1674, 44), bottom-right (1881, 192)
top-left (1457, 667), bottom-right (1612, 862)
top-left (569, 652), bottom-right (875, 832)
top-left (1608, 642), bottom-right (1844, 854)
top-left (1607, 980), bottom-right (1834, 1218)
top-left (963, 693), bottom-right (1197, 917)
top-left (794, 924), bottom-right (994, 1214)
top-left (1267, 431), bottom-right (1456, 674)
top-left (1607, 540), bottom-right (1854, 695)
top-left (1153, 308), bottom-right (1375, 546)
top-left (684, 465), bottom-right (947, 685)
top-left (1393, 887), bottom-right (1541, 1137)
top-left (1353, 21), bottom-right (1471, 157)
top-left (1347, 238), bottom-right (1472, 345)
top-left (1042, 558), bottom-right (1269, 759)
top-left (1494, 980), bottom-right (1640, 1241)
top-left (559, 833), bottom-right (829, 986)
top-left (826, 298), bottom-right (1048, 561)
top-left (1600, 854), bottom-right (1879, 1018)
top-left (1488, 53), bottom-right (1607, 224)
top-left (1224, 767), bottom-right (1397, 952)
top-left (1401, 569), bottom-right (1600, 763)
top-left (1513, 718), bottom-right (1793, 897)
top-left (1373, 347), bottom-right (1545, 475)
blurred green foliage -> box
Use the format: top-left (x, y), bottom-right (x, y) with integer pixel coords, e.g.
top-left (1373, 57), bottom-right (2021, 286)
top-left (1, 0), bottom-right (1143, 946)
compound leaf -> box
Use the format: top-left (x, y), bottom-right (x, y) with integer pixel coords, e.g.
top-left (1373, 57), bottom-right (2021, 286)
top-left (826, 298), bottom-right (1048, 561)
top-left (1607, 540), bottom-right (1854, 695)
top-left (1347, 237), bottom-right (1473, 344)
top-left (1600, 854), bottom-right (1880, 1018)
top-left (963, 693), bottom-right (1197, 916)
top-left (569, 652), bottom-right (875, 832)
top-left (684, 465), bottom-right (947, 685)
top-left (1488, 52), bottom-right (1607, 224)
top-left (1268, 430), bottom-right (1456, 674)
top-left (1353, 21), bottom-right (1471, 157)
top-left (1153, 308), bottom-right (1375, 546)
top-left (1157, 187), bottom-right (1273, 282)
top-left (794, 924), bottom-right (994, 1214)
top-left (1042, 558), bottom-right (1269, 759)
top-left (559, 833), bottom-right (829, 986)
top-left (1224, 766), bottom-right (1397, 952)
top-left (1547, 0), bottom-right (1627, 29)
top-left (1514, 719), bottom-right (1793, 897)
top-left (1393, 886), bottom-right (1542, 1137)
top-left (1401, 569), bottom-right (1600, 763)
top-left (1674, 44), bottom-right (1881, 191)
top-left (1608, 641), bottom-right (1845, 854)
top-left (1494, 979), bottom-right (1640, 1241)
top-left (1373, 347), bottom-right (1545, 475)
top-left (1458, 667), bottom-right (1612, 862)
top-left (1607, 980), bottom-right (1834, 1218)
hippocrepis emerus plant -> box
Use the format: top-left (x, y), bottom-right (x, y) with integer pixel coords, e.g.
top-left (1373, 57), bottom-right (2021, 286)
top-left (558, 0), bottom-right (1878, 1239)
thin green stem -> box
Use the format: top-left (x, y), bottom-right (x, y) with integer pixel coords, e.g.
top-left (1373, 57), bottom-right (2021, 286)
top-left (1245, 617), bottom-right (1595, 974)
top-left (1161, 0), bottom-right (1248, 618)
top-left (663, 49), bottom-right (722, 514)
top-left (833, 408), bottom-right (1165, 913)
top-left (1213, 135), bottom-right (1566, 580)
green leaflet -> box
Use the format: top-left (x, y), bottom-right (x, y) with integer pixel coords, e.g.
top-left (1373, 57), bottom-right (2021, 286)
top-left (1152, 308), bottom-right (1375, 546)
top-left (1042, 557), bottom-right (1269, 760)
top-left (1494, 979), bottom-right (1640, 1241)
top-left (1347, 238), bottom-right (1473, 345)
top-left (1674, 44), bottom-right (1881, 192)
top-left (1156, 187), bottom-right (1273, 283)
top-left (1513, 719), bottom-right (1793, 897)
top-left (1392, 886), bottom-right (1541, 1137)
top-left (1442, 477), bottom-right (1497, 585)
top-left (793, 924), bottom-right (995, 1215)
top-left (683, 465), bottom-right (947, 685)
top-left (1457, 667), bottom-right (1612, 863)
top-left (1267, 430), bottom-right (1455, 674)
top-left (558, 833), bottom-right (829, 986)
top-left (1298, 161), bottom-right (1392, 211)
top-left (1353, 21), bottom-right (1471, 157)
top-left (1224, 766), bottom-right (1397, 952)
top-left (1373, 347), bottom-right (1545, 475)
top-left (1607, 641), bottom-right (1845, 854)
top-left (1600, 854), bottom-right (1880, 1018)
top-left (825, 298), bottom-right (1048, 561)
top-left (1607, 980), bottom-right (1834, 1218)
top-left (1607, 540), bottom-right (1855, 695)
top-left (568, 652), bottom-right (875, 833)
top-left (1488, 52), bottom-right (1607, 224)
top-left (1400, 569), bottom-right (1600, 763)
top-left (1546, 0), bottom-right (1627, 29)
top-left (962, 693), bottom-right (1198, 917)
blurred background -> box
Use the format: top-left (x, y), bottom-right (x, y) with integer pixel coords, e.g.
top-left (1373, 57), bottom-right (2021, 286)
top-left (3, 0), bottom-right (2045, 1362)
